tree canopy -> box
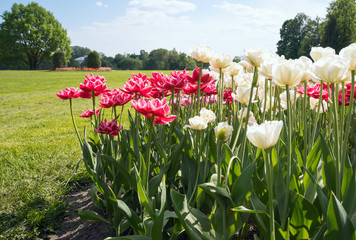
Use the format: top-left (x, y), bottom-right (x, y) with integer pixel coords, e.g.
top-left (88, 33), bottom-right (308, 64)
top-left (0, 2), bottom-right (71, 70)
top-left (276, 0), bottom-right (356, 58)
top-left (321, 0), bottom-right (356, 53)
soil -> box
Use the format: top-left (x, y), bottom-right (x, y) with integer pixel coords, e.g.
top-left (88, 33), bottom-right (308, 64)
top-left (48, 185), bottom-right (114, 240)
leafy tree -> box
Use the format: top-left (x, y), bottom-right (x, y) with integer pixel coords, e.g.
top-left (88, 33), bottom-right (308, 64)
top-left (52, 50), bottom-right (66, 69)
top-left (298, 17), bottom-right (322, 57)
top-left (87, 51), bottom-right (101, 68)
top-left (71, 46), bottom-right (91, 59)
top-left (167, 49), bottom-right (180, 70)
top-left (0, 2), bottom-right (71, 70)
top-left (321, 0), bottom-right (356, 53)
top-left (147, 48), bottom-right (169, 70)
top-left (277, 13), bottom-right (313, 59)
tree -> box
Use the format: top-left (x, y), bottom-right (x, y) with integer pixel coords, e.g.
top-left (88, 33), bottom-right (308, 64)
top-left (321, 0), bottom-right (356, 53)
top-left (0, 2), bottom-right (71, 70)
top-left (147, 48), bottom-right (169, 70)
top-left (87, 51), bottom-right (101, 68)
top-left (277, 13), bottom-right (314, 59)
top-left (52, 50), bottom-right (66, 69)
top-left (71, 46), bottom-right (91, 59)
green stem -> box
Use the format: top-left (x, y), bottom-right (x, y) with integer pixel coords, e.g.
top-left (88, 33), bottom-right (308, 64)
top-left (218, 68), bottom-right (224, 121)
top-left (196, 62), bottom-right (204, 114)
top-left (331, 83), bottom-right (341, 199)
top-left (92, 91), bottom-right (98, 128)
top-left (217, 141), bottom-right (222, 186)
top-left (146, 116), bottom-right (155, 191)
top-left (303, 80), bottom-right (307, 172)
top-left (282, 85), bottom-right (292, 229)
top-left (241, 67), bottom-right (258, 168)
top-left (264, 148), bottom-right (275, 240)
top-left (188, 130), bottom-right (201, 205)
top-left (69, 98), bottom-right (83, 146)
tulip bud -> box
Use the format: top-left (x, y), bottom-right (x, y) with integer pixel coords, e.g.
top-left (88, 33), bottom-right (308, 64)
top-left (214, 122), bottom-right (233, 142)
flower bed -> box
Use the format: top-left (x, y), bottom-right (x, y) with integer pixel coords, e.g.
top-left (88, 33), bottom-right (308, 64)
top-left (57, 43), bottom-right (356, 240)
top-left (55, 67), bottom-right (112, 71)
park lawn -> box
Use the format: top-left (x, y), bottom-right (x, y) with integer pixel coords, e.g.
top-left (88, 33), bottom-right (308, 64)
top-left (0, 70), bottom-right (170, 239)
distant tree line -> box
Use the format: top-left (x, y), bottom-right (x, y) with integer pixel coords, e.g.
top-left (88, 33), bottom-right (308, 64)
top-left (67, 47), bottom-right (199, 71)
top-left (277, 0), bottom-right (356, 59)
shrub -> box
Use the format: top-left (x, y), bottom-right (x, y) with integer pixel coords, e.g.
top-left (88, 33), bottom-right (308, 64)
top-left (52, 50), bottom-right (67, 69)
top-left (87, 51), bottom-right (101, 68)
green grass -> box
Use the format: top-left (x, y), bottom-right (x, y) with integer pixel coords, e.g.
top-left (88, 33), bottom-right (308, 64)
top-left (0, 70), bottom-right (169, 239)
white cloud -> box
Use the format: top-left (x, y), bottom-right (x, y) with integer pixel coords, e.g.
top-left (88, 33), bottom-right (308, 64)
top-left (96, 1), bottom-right (103, 7)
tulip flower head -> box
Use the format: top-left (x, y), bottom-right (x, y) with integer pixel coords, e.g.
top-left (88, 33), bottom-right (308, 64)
top-left (79, 109), bottom-right (101, 118)
top-left (95, 119), bottom-right (122, 136)
top-left (121, 73), bottom-right (152, 97)
top-left (79, 74), bottom-right (107, 96)
top-left (339, 43), bottom-right (356, 71)
top-left (232, 86), bottom-right (256, 105)
top-left (200, 108), bottom-right (216, 124)
top-left (246, 120), bottom-right (283, 149)
top-left (184, 116), bottom-right (208, 130)
top-left (191, 45), bottom-right (214, 63)
top-left (214, 122), bottom-right (233, 142)
top-left (272, 60), bottom-right (304, 88)
top-left (310, 47), bottom-right (335, 62)
top-left (131, 98), bottom-right (176, 125)
top-left (209, 53), bottom-right (233, 70)
top-left (57, 87), bottom-right (80, 100)
top-left (312, 56), bottom-right (351, 83)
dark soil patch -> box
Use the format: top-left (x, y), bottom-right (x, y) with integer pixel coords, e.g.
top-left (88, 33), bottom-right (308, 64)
top-left (49, 185), bottom-right (114, 240)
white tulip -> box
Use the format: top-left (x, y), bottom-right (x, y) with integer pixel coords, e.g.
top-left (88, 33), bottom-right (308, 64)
top-left (238, 109), bottom-right (257, 126)
top-left (339, 43), bottom-right (356, 71)
top-left (226, 62), bottom-right (243, 76)
top-left (191, 45), bottom-right (213, 63)
top-left (297, 56), bottom-right (314, 81)
top-left (214, 122), bottom-right (233, 142)
top-left (243, 47), bottom-right (272, 68)
top-left (232, 86), bottom-right (256, 105)
top-left (184, 116), bottom-right (208, 130)
top-left (272, 60), bottom-right (304, 88)
top-left (310, 46), bottom-right (335, 62)
top-left (310, 98), bottom-right (328, 113)
top-left (238, 60), bottom-right (253, 72)
top-left (209, 53), bottom-right (233, 69)
top-left (200, 108), bottom-right (216, 124)
top-left (246, 120), bottom-right (283, 149)
top-left (312, 56), bottom-right (351, 83)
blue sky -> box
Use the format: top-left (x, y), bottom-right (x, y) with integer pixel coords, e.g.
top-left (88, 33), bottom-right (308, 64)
top-left (1, 0), bottom-right (333, 57)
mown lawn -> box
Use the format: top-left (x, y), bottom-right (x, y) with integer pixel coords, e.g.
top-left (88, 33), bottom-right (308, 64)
top-left (0, 70), bottom-right (169, 239)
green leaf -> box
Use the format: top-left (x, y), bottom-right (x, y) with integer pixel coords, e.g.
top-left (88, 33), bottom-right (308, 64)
top-left (134, 165), bottom-right (156, 219)
top-left (170, 190), bottom-right (215, 240)
top-left (78, 210), bottom-right (109, 224)
top-left (231, 160), bottom-right (255, 206)
top-left (320, 136), bottom-right (336, 193)
top-left (324, 192), bottom-right (356, 240)
top-left (343, 172), bottom-right (356, 229)
top-left (231, 206), bottom-right (265, 214)
top-left (116, 199), bottom-right (146, 235)
top-left (288, 190), bottom-right (321, 239)
top-left (151, 175), bottom-right (166, 240)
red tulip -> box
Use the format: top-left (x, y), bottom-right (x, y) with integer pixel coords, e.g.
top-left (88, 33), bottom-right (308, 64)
top-left (99, 91), bottom-right (134, 108)
top-left (338, 83), bottom-right (356, 106)
top-left (79, 74), bottom-right (107, 96)
top-left (131, 98), bottom-right (176, 125)
top-left (121, 73), bottom-right (151, 97)
top-left (297, 83), bottom-right (330, 101)
top-left (186, 67), bottom-right (212, 84)
top-left (79, 109), bottom-right (101, 118)
top-left (95, 119), bottom-right (122, 136)
top-left (57, 87), bottom-right (80, 100)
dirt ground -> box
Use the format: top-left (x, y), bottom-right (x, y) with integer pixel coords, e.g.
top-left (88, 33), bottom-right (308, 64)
top-left (48, 185), bottom-right (114, 240)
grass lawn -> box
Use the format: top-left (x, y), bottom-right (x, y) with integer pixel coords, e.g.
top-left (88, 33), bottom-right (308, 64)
top-left (0, 70), bottom-right (170, 239)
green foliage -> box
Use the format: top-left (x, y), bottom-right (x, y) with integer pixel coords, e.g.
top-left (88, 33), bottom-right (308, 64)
top-left (0, 2), bottom-right (71, 70)
top-left (52, 50), bottom-right (67, 69)
top-left (321, 0), bottom-right (356, 53)
top-left (277, 13), bottom-right (319, 59)
top-left (87, 51), bottom-right (101, 68)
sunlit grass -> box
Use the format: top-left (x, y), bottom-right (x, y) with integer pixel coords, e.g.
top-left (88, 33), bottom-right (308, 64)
top-left (0, 70), bottom-right (170, 239)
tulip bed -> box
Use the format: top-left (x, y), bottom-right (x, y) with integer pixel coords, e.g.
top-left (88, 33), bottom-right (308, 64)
top-left (58, 44), bottom-right (356, 240)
